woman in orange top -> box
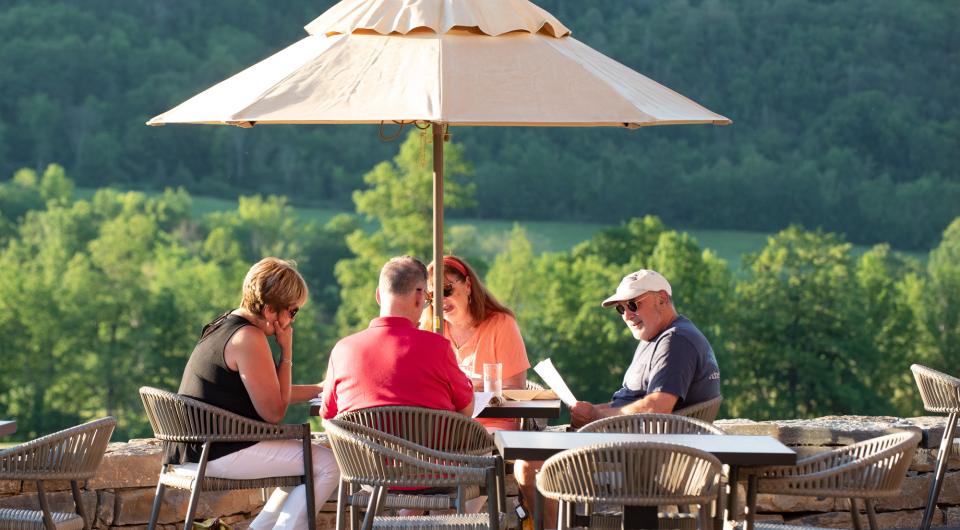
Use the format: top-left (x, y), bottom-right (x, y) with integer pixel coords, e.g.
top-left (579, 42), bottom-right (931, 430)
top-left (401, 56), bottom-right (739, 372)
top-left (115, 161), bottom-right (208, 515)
top-left (423, 255), bottom-right (530, 431)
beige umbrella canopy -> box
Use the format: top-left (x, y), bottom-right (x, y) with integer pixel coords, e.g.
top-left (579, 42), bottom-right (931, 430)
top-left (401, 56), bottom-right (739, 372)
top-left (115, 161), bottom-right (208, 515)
top-left (147, 0), bottom-right (731, 330)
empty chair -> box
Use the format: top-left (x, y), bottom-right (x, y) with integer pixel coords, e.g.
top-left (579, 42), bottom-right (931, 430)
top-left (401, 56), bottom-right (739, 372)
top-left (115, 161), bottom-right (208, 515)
top-left (742, 430), bottom-right (920, 530)
top-left (324, 418), bottom-right (505, 530)
top-left (576, 413), bottom-right (725, 529)
top-left (537, 441), bottom-right (722, 530)
top-left (911, 364), bottom-right (960, 530)
top-left (139, 387), bottom-right (318, 530)
top-left (674, 396), bottom-right (723, 423)
top-left (333, 406), bottom-right (503, 525)
top-left (0, 417), bottom-right (116, 530)
top-left (578, 412), bottom-right (725, 435)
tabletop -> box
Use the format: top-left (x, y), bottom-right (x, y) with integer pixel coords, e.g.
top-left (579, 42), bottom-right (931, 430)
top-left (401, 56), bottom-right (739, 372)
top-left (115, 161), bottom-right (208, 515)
top-left (494, 431), bottom-right (797, 466)
top-left (0, 420), bottom-right (17, 438)
top-left (309, 398), bottom-right (562, 420)
top-left (474, 399), bottom-right (561, 419)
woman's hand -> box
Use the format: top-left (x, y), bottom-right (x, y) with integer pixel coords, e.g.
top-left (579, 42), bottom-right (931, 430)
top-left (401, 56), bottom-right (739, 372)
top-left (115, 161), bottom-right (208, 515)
top-left (274, 319), bottom-right (294, 356)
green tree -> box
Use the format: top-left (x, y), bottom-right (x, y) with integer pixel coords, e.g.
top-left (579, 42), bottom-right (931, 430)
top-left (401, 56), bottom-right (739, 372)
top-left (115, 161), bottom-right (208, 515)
top-left (921, 218), bottom-right (960, 371)
top-left (727, 226), bottom-right (883, 419)
top-left (335, 130), bottom-right (474, 335)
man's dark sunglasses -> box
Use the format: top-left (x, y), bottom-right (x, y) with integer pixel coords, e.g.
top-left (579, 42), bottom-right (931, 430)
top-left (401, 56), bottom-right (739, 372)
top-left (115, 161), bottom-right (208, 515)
top-left (614, 294), bottom-right (654, 315)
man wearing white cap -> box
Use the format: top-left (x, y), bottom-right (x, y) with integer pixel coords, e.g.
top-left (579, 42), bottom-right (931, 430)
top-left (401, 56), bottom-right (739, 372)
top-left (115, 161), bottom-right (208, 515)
top-left (515, 269), bottom-right (721, 528)
top-left (570, 268), bottom-right (721, 427)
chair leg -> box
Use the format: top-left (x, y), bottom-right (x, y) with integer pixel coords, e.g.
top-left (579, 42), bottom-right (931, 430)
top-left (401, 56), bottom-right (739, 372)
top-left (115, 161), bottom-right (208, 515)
top-left (184, 443), bottom-right (212, 530)
top-left (745, 474), bottom-right (758, 530)
top-left (495, 455), bottom-right (508, 514)
top-left (556, 500), bottom-right (567, 530)
top-left (303, 430), bottom-right (317, 530)
top-left (148, 479), bottom-right (167, 530)
top-left (486, 467), bottom-right (501, 530)
top-left (349, 483), bottom-right (360, 530)
top-left (865, 499), bottom-right (878, 530)
top-left (922, 411), bottom-right (958, 530)
top-left (71, 480), bottom-right (91, 530)
top-left (361, 486), bottom-right (383, 530)
top-left (456, 485), bottom-right (467, 514)
top-left (36, 481), bottom-right (57, 530)
top-left (849, 498), bottom-right (862, 530)
top-left (335, 480), bottom-right (349, 530)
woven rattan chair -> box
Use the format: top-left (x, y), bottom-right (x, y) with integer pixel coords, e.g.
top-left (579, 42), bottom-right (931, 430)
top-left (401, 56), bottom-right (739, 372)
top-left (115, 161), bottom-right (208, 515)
top-left (575, 414), bottom-right (724, 529)
top-left (324, 419), bottom-right (505, 530)
top-left (911, 364), bottom-right (960, 530)
top-left (139, 387), bottom-right (316, 530)
top-left (0, 417), bottom-right (116, 530)
top-left (333, 406), bottom-right (503, 528)
top-left (537, 441), bottom-right (722, 530)
top-left (673, 396), bottom-right (723, 423)
top-left (741, 430), bottom-right (920, 530)
top-left (577, 412), bottom-right (725, 436)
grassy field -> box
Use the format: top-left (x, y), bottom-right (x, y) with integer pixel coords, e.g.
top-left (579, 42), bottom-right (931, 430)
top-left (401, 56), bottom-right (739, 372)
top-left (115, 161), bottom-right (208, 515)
top-left (76, 188), bottom-right (924, 268)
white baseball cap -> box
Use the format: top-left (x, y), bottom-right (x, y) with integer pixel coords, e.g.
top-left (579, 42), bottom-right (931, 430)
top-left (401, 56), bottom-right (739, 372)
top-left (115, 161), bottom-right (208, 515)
top-left (601, 269), bottom-right (672, 307)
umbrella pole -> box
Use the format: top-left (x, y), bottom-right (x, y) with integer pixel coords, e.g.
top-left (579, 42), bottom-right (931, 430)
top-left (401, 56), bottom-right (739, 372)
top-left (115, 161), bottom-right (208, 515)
top-left (432, 122), bottom-right (445, 334)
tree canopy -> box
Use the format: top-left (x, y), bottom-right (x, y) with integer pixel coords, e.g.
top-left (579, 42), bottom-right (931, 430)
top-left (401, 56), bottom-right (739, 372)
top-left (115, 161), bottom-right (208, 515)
top-left (0, 0), bottom-right (956, 249)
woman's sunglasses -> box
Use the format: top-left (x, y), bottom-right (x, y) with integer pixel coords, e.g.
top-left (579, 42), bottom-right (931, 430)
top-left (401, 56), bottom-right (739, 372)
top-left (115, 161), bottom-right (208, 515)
top-left (287, 306), bottom-right (300, 320)
top-left (425, 280), bottom-right (460, 303)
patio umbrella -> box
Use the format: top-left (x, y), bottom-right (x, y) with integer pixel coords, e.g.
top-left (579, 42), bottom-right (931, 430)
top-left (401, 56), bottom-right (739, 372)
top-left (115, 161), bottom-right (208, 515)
top-left (147, 0), bottom-right (731, 331)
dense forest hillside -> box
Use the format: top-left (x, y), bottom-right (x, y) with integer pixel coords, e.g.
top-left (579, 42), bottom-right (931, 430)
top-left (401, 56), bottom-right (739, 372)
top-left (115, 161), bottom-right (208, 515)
top-left (1, 0), bottom-right (957, 248)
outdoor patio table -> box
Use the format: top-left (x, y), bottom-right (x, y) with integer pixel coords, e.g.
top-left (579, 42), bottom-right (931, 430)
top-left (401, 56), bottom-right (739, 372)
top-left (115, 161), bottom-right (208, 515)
top-left (308, 398), bottom-right (562, 425)
top-left (494, 431), bottom-right (797, 530)
top-left (0, 420), bottom-right (16, 437)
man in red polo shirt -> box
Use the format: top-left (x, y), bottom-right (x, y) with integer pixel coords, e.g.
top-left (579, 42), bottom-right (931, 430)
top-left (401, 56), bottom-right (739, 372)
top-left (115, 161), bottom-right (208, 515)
top-left (321, 256), bottom-right (474, 419)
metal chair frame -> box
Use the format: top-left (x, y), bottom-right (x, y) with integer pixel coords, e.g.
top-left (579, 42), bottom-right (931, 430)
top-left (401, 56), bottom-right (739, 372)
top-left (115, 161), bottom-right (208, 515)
top-left (536, 441), bottom-right (722, 530)
top-left (0, 417), bottom-right (116, 530)
top-left (911, 364), bottom-right (960, 530)
top-left (324, 419), bottom-right (504, 530)
top-left (333, 406), bottom-right (505, 529)
top-left (139, 386), bottom-right (316, 530)
top-left (742, 430), bottom-right (920, 530)
top-left (575, 413), bottom-right (725, 529)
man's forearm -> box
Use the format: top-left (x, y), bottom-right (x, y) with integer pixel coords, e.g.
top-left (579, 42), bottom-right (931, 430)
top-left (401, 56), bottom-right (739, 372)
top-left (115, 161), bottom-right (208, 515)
top-left (619, 392), bottom-right (678, 415)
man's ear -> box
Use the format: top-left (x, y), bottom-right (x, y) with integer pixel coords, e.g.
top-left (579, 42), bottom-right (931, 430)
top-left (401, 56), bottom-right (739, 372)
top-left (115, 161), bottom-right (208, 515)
top-left (375, 287), bottom-right (381, 306)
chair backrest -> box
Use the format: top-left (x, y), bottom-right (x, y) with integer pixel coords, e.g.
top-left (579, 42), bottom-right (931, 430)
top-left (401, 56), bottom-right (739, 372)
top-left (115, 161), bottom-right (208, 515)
top-left (324, 418), bottom-right (488, 489)
top-left (139, 386), bottom-right (306, 442)
top-left (673, 396), bottom-right (723, 423)
top-left (911, 364), bottom-right (960, 413)
top-left (537, 441), bottom-right (722, 507)
top-left (0, 417), bottom-right (116, 481)
top-left (758, 430), bottom-right (921, 498)
top-left (335, 405), bottom-right (493, 455)
top-left (577, 413), bottom-right (725, 435)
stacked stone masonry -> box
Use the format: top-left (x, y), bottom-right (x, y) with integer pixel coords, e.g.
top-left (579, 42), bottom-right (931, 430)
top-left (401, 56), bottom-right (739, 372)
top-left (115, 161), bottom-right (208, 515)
top-left (1, 416), bottom-right (957, 529)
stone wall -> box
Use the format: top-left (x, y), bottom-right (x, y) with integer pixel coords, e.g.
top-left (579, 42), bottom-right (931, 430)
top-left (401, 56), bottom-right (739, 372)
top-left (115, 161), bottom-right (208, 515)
top-left (0, 416), bottom-right (957, 529)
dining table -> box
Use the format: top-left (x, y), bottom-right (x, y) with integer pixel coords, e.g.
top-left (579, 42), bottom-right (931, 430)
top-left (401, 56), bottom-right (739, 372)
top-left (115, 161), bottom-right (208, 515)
top-left (308, 397), bottom-right (562, 426)
top-left (0, 420), bottom-right (16, 438)
top-left (495, 430), bottom-right (797, 530)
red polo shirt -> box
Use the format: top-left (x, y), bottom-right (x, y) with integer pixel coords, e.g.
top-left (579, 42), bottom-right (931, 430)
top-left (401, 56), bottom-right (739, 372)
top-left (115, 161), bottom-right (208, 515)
top-left (321, 316), bottom-right (474, 419)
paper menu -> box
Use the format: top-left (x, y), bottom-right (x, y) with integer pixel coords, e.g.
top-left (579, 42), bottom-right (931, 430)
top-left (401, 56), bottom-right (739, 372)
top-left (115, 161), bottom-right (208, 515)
top-left (533, 358), bottom-right (578, 406)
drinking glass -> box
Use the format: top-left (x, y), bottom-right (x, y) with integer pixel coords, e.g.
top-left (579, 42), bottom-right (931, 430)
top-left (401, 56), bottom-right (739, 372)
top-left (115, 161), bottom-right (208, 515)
top-left (483, 362), bottom-right (503, 399)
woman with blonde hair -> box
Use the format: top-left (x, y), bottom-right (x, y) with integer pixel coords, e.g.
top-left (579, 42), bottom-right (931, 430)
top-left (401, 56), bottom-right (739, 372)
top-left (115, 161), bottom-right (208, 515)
top-left (170, 257), bottom-right (339, 530)
top-left (423, 255), bottom-right (530, 431)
